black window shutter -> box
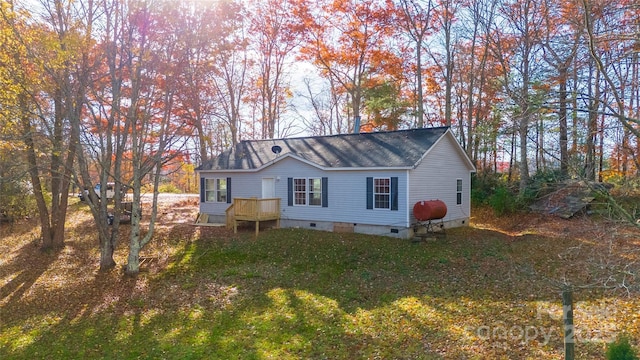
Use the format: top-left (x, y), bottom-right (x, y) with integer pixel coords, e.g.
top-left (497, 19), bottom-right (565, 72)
top-left (391, 177), bottom-right (398, 211)
top-left (287, 177), bottom-right (293, 206)
top-left (200, 176), bottom-right (205, 203)
top-left (322, 177), bottom-right (328, 207)
top-left (366, 177), bottom-right (373, 209)
top-left (226, 177), bottom-right (232, 203)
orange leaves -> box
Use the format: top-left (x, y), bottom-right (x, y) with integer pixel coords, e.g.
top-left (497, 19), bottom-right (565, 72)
top-left (293, 0), bottom-right (404, 124)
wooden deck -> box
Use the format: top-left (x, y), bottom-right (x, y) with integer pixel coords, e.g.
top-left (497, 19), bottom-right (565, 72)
top-left (226, 198), bottom-right (281, 236)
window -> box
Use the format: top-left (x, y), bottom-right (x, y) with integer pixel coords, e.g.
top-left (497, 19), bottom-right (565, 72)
top-left (288, 177), bottom-right (328, 207)
top-left (374, 177), bottom-right (391, 209)
top-left (456, 179), bottom-right (463, 205)
top-left (205, 178), bottom-right (227, 203)
top-left (293, 178), bottom-right (306, 205)
top-left (366, 177), bottom-right (398, 211)
top-left (308, 178), bottom-right (322, 206)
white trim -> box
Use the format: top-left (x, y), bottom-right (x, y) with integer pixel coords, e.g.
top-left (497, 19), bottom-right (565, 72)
top-left (291, 177), bottom-right (323, 207)
top-left (196, 162), bottom-right (412, 174)
top-left (405, 169), bottom-right (410, 228)
top-left (413, 129), bottom-right (476, 172)
top-left (373, 177), bottom-right (391, 210)
top-left (204, 177), bottom-right (227, 203)
top-left (307, 178), bottom-right (323, 207)
top-left (292, 177), bottom-right (307, 206)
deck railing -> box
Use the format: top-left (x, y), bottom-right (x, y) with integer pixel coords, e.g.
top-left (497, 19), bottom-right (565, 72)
top-left (226, 198), bottom-right (281, 235)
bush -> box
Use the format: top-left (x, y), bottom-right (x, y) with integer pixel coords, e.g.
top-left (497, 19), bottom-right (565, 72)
top-left (472, 172), bottom-right (520, 215)
top-left (0, 180), bottom-right (38, 219)
top-left (471, 172), bottom-right (502, 206)
top-left (472, 170), bottom-right (569, 215)
top-left (158, 182), bottom-right (182, 194)
top-left (140, 182), bottom-right (183, 194)
top-left (607, 335), bottom-right (638, 360)
top-left (488, 185), bottom-right (518, 215)
top-left (523, 168), bottom-right (565, 201)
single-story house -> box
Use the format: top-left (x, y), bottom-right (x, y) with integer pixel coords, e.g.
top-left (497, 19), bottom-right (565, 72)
top-left (195, 126), bottom-right (476, 238)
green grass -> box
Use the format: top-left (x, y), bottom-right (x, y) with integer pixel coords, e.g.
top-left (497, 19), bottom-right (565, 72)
top-left (1, 219), bottom-right (639, 359)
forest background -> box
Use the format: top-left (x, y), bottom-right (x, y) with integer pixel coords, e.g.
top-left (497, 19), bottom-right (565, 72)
top-left (0, 0), bottom-right (638, 272)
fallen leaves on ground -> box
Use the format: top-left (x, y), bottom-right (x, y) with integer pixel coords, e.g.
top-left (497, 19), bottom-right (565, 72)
top-left (0, 201), bottom-right (639, 359)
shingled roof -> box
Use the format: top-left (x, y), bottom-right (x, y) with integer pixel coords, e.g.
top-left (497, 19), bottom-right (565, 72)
top-left (197, 126), bottom-right (451, 171)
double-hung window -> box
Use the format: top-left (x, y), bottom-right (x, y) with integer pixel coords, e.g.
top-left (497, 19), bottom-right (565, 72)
top-left (366, 176), bottom-right (398, 211)
top-left (205, 178), bottom-right (227, 203)
top-left (288, 177), bottom-right (327, 207)
top-left (374, 178), bottom-right (391, 209)
top-left (308, 178), bottom-right (322, 206)
top-left (456, 179), bottom-right (462, 205)
top-left (293, 178), bottom-right (307, 205)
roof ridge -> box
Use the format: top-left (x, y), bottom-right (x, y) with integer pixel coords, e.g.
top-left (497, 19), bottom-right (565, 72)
top-left (239, 126), bottom-right (450, 143)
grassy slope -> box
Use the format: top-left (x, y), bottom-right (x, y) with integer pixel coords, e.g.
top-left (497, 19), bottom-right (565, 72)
top-left (1, 201), bottom-right (639, 359)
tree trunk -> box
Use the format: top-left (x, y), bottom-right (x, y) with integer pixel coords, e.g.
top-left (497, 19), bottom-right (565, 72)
top-left (100, 240), bottom-right (117, 270)
top-left (519, 114), bottom-right (530, 194)
top-left (126, 172), bottom-right (144, 276)
top-left (585, 63), bottom-right (600, 181)
top-left (558, 70), bottom-right (568, 178)
top-left (125, 237), bottom-right (141, 276)
top-left (571, 62), bottom-right (578, 158)
top-left (19, 93), bottom-right (54, 249)
top-left (508, 130), bottom-right (516, 182)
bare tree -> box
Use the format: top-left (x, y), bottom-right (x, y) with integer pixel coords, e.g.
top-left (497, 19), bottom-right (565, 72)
top-left (248, 0), bottom-right (298, 139)
top-left (491, 0), bottom-right (546, 193)
top-left (295, 76), bottom-right (348, 136)
top-left (581, 0), bottom-right (640, 181)
top-left (396, 0), bottom-right (434, 129)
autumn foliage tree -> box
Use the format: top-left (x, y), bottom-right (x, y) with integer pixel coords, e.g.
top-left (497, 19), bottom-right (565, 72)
top-left (246, 0), bottom-right (298, 139)
top-left (0, 2), bottom-right (32, 219)
top-left (171, 1), bottom-right (221, 165)
top-left (293, 0), bottom-right (404, 133)
top-left (0, 0), bottom-right (95, 249)
top-left (77, 0), bottom-right (196, 273)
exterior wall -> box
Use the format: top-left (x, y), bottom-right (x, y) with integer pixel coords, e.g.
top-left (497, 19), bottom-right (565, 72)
top-left (408, 133), bottom-right (473, 228)
top-left (199, 156), bottom-right (410, 236)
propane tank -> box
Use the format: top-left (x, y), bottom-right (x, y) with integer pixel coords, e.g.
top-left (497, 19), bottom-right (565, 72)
top-left (413, 200), bottom-right (447, 221)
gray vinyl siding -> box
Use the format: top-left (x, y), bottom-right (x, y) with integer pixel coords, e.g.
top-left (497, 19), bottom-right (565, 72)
top-left (200, 156), bottom-right (408, 227)
top-left (408, 134), bottom-right (472, 223)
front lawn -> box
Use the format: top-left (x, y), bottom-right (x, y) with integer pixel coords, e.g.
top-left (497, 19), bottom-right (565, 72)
top-left (1, 204), bottom-right (639, 359)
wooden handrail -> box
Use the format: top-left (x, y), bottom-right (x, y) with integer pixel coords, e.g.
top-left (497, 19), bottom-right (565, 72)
top-left (227, 198), bottom-right (281, 235)
top-left (225, 203), bottom-right (235, 229)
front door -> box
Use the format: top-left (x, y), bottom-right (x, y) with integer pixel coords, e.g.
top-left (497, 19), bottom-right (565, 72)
top-left (262, 178), bottom-right (276, 198)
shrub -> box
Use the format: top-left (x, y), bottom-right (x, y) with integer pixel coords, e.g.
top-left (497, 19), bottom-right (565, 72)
top-left (524, 168), bottom-right (565, 200)
top-left (471, 172), bottom-right (522, 215)
top-left (140, 182), bottom-right (183, 194)
top-left (0, 180), bottom-right (38, 219)
top-left (158, 182), bottom-right (182, 194)
top-left (607, 335), bottom-right (638, 360)
top-left (471, 172), bottom-right (502, 206)
top-left (487, 185), bottom-right (518, 215)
